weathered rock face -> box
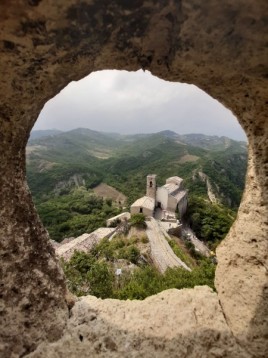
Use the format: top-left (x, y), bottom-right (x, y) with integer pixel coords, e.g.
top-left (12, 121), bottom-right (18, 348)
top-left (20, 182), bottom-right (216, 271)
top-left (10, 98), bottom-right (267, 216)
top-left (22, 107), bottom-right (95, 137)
top-left (0, 0), bottom-right (267, 357)
top-left (28, 287), bottom-right (250, 358)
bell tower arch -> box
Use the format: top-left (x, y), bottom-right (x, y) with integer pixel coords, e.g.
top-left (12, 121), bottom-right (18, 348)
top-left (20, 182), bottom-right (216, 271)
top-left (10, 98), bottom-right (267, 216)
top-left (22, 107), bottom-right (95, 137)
top-left (146, 174), bottom-right (157, 199)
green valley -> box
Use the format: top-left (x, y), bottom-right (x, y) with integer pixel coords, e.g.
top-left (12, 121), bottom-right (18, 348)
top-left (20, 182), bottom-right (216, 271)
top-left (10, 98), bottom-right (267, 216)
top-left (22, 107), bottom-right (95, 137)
top-left (27, 128), bottom-right (247, 244)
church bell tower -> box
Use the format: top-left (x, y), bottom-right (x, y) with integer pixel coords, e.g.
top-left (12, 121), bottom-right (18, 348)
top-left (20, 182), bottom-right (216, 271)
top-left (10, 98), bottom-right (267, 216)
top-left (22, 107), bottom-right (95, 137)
top-left (146, 174), bottom-right (157, 199)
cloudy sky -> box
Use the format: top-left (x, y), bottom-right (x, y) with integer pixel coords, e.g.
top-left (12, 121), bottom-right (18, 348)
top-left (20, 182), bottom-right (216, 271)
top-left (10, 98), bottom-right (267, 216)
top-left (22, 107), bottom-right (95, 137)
top-left (35, 70), bottom-right (246, 140)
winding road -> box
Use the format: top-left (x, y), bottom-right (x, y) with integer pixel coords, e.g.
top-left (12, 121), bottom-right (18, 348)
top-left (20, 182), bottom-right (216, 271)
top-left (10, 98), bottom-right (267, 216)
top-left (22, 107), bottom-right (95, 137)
top-left (146, 217), bottom-right (191, 273)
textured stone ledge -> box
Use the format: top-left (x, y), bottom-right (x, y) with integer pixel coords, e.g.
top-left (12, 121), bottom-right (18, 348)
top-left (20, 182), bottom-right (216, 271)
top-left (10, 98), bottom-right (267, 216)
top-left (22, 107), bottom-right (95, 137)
top-left (0, 0), bottom-right (267, 356)
top-left (28, 286), bottom-right (248, 358)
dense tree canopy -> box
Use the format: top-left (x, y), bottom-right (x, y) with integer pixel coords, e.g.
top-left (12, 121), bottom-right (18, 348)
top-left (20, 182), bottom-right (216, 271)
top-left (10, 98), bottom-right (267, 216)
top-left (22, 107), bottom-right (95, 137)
top-left (37, 187), bottom-right (120, 241)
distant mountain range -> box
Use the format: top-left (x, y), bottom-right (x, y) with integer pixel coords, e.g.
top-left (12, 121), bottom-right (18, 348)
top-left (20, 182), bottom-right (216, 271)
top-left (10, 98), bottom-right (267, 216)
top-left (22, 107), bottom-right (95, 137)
top-left (26, 128), bottom-right (247, 241)
top-left (27, 128), bottom-right (247, 209)
top-left (29, 128), bottom-right (247, 150)
top-left (29, 129), bottom-right (63, 140)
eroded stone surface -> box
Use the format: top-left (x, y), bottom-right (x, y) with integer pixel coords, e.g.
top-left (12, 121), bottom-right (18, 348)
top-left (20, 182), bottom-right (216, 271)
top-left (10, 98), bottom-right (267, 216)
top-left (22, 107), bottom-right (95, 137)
top-left (0, 0), bottom-right (267, 357)
top-left (28, 287), bottom-right (249, 358)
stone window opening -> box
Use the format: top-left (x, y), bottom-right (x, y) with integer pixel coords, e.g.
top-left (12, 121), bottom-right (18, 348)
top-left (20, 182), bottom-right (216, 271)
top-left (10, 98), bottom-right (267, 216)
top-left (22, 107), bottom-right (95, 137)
top-left (1, 2), bottom-right (266, 353)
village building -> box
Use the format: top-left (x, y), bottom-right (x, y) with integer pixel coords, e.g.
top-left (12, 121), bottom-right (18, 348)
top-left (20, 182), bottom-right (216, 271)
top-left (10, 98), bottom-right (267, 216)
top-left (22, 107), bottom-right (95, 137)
top-left (130, 174), bottom-right (188, 220)
top-left (129, 195), bottom-right (155, 217)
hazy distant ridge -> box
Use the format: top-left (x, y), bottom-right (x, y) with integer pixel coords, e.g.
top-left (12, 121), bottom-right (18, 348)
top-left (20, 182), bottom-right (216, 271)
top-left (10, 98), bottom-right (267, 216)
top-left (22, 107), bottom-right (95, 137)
top-left (29, 128), bottom-right (247, 151)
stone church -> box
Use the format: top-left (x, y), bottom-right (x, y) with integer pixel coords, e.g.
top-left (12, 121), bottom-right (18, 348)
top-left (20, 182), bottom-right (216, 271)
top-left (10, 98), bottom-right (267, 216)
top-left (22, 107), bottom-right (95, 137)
top-left (131, 174), bottom-right (188, 220)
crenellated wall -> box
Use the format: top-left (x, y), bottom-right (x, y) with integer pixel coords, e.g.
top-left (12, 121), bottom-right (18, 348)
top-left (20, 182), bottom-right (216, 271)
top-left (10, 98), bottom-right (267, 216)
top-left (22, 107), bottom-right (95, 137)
top-left (0, 1), bottom-right (267, 357)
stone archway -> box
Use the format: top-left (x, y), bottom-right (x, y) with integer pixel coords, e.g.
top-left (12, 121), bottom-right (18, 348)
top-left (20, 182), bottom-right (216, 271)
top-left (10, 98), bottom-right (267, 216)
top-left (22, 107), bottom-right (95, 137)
top-left (0, 1), bottom-right (267, 356)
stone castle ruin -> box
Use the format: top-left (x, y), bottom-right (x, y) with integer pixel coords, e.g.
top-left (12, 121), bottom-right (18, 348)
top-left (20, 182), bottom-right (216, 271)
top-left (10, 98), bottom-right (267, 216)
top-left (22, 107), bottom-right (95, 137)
top-left (0, 1), bottom-right (267, 357)
top-left (131, 174), bottom-right (187, 221)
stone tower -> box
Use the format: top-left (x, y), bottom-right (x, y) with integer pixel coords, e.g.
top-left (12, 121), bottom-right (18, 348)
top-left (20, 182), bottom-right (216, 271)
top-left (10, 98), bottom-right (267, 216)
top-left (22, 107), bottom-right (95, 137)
top-left (146, 174), bottom-right (157, 199)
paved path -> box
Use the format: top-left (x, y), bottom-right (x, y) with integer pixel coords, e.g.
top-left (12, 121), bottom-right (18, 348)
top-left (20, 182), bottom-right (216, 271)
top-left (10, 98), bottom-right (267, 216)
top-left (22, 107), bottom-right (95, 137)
top-left (183, 226), bottom-right (211, 257)
top-left (146, 218), bottom-right (191, 273)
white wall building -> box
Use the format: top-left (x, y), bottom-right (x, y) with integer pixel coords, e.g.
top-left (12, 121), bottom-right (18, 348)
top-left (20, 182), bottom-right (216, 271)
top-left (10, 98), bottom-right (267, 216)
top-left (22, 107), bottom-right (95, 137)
top-left (131, 175), bottom-right (187, 219)
top-left (130, 196), bottom-right (155, 217)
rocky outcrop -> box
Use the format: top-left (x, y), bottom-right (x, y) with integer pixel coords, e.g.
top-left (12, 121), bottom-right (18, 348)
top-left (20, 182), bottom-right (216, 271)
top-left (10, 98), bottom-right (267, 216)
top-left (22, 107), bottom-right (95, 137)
top-left (28, 287), bottom-right (249, 358)
top-left (198, 171), bottom-right (219, 204)
top-left (0, 0), bottom-right (267, 357)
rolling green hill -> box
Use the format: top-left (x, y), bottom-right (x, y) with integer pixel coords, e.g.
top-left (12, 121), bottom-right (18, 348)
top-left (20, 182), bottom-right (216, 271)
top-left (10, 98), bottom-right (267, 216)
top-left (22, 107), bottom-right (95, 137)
top-left (27, 128), bottom-right (247, 241)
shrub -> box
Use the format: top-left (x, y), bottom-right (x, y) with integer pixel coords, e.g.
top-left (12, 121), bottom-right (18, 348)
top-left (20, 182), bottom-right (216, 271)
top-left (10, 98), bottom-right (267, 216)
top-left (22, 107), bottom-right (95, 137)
top-left (126, 245), bottom-right (140, 264)
top-left (129, 236), bottom-right (139, 245)
top-left (168, 239), bottom-right (194, 269)
top-left (86, 261), bottom-right (114, 298)
top-left (91, 238), bottom-right (116, 261)
top-left (62, 251), bottom-right (114, 298)
top-left (63, 243), bottom-right (216, 300)
top-left (115, 266), bottom-right (163, 300)
top-left (187, 195), bottom-right (235, 245)
top-left (130, 213), bottom-right (146, 228)
top-left (141, 235), bottom-right (149, 244)
top-left (117, 245), bottom-right (140, 264)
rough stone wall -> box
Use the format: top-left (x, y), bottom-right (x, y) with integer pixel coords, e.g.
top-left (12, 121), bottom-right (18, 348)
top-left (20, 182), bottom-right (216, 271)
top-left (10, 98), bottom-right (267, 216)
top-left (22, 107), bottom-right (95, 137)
top-left (0, 0), bottom-right (267, 357)
top-left (28, 287), bottom-right (250, 358)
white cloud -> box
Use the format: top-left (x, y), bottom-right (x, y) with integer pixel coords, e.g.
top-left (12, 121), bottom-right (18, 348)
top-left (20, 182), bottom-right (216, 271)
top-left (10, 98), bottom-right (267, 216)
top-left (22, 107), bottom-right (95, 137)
top-left (35, 70), bottom-right (246, 140)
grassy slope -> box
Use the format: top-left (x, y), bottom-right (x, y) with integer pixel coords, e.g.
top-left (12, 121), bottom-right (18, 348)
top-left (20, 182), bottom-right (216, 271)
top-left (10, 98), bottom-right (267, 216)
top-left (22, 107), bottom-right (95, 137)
top-left (62, 231), bottom-right (216, 300)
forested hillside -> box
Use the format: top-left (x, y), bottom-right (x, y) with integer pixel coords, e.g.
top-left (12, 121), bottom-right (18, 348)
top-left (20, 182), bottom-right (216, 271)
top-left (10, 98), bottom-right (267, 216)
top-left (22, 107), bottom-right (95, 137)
top-left (27, 128), bottom-right (247, 243)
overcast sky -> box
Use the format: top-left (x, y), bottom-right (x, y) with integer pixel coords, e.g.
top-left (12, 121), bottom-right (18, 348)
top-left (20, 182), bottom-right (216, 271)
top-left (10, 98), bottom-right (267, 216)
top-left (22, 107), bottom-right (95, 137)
top-left (35, 70), bottom-right (246, 140)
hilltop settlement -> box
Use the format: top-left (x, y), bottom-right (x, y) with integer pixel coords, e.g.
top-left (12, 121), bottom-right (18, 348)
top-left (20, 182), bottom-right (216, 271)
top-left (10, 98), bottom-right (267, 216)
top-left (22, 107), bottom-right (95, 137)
top-left (54, 174), bottom-right (211, 274)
